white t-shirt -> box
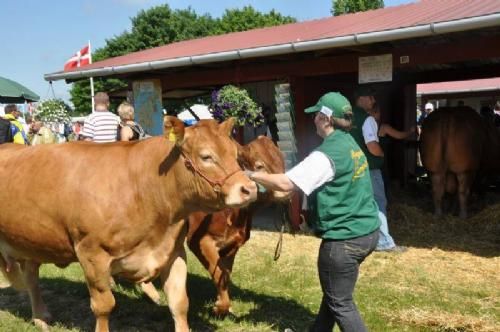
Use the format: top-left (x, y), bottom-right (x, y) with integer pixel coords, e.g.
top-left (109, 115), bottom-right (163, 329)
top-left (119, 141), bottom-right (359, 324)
top-left (286, 151), bottom-right (335, 196)
top-left (362, 116), bottom-right (379, 144)
top-left (82, 111), bottom-right (119, 143)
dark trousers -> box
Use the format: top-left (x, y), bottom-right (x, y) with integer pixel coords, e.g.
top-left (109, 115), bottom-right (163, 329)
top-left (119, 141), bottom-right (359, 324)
top-left (310, 230), bottom-right (379, 332)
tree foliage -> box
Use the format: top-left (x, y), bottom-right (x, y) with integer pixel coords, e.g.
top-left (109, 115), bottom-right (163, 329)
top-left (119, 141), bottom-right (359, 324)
top-left (214, 6), bottom-right (295, 34)
top-left (331, 0), bottom-right (384, 16)
top-left (70, 5), bottom-right (295, 114)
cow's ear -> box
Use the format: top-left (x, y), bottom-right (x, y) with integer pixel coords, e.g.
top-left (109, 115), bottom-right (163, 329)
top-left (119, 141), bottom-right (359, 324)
top-left (164, 116), bottom-right (185, 146)
top-left (219, 117), bottom-right (236, 137)
top-left (237, 144), bottom-right (252, 170)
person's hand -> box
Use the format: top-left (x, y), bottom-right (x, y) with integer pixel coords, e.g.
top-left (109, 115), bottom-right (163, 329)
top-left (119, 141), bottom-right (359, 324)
top-left (244, 170), bottom-right (255, 179)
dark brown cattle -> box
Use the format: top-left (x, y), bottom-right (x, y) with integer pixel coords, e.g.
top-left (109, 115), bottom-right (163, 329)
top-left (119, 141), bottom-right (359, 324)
top-left (187, 136), bottom-right (289, 315)
top-left (0, 117), bottom-right (257, 332)
top-left (420, 106), bottom-right (500, 218)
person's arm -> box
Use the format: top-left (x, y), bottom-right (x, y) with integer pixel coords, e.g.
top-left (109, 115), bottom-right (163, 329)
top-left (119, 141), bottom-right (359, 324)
top-left (250, 151), bottom-right (335, 196)
top-left (120, 126), bottom-right (133, 141)
top-left (380, 124), bottom-right (415, 140)
top-left (81, 116), bottom-right (95, 141)
top-left (366, 141), bottom-right (384, 157)
top-left (249, 172), bottom-right (296, 192)
top-left (362, 117), bottom-right (384, 157)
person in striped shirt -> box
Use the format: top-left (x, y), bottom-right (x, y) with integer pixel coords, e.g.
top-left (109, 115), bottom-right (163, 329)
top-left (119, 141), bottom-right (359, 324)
top-left (81, 92), bottom-right (119, 143)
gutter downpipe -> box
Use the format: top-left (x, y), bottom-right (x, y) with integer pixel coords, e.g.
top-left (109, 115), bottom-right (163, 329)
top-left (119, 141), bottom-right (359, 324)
top-left (44, 13), bottom-right (500, 82)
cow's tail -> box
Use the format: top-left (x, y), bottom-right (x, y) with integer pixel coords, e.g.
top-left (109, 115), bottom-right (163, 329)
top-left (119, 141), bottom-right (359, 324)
top-left (0, 254), bottom-right (27, 290)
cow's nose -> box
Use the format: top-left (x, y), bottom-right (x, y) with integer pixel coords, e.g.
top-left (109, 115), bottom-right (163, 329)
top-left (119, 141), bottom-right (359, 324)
top-left (224, 180), bottom-right (257, 207)
top-left (241, 181), bottom-right (258, 202)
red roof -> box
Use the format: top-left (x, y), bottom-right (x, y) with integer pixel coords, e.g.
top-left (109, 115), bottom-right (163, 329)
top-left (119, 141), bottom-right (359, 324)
top-left (418, 78), bottom-right (500, 95)
top-left (49, 0), bottom-right (500, 77)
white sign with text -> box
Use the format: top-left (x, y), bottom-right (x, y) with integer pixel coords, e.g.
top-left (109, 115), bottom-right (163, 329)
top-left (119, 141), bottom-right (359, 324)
top-left (358, 54), bottom-right (393, 83)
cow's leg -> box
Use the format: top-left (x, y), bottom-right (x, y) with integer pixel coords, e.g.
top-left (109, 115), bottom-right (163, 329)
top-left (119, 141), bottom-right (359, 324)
top-left (19, 261), bottom-right (52, 329)
top-left (140, 281), bottom-right (162, 305)
top-left (0, 254), bottom-right (26, 290)
top-left (161, 248), bottom-right (189, 332)
top-left (77, 250), bottom-right (115, 332)
top-left (431, 172), bottom-right (445, 217)
top-left (213, 253), bottom-right (237, 316)
top-left (457, 172), bottom-right (473, 219)
top-left (197, 237), bottom-right (237, 316)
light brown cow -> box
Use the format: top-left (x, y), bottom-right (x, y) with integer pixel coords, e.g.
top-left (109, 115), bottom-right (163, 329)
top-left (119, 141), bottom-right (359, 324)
top-left (420, 106), bottom-right (500, 218)
top-left (140, 135), bottom-right (290, 315)
top-left (0, 117), bottom-right (257, 332)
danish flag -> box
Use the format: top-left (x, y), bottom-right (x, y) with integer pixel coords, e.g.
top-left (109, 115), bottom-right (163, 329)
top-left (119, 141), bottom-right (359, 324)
top-left (64, 45), bottom-right (91, 71)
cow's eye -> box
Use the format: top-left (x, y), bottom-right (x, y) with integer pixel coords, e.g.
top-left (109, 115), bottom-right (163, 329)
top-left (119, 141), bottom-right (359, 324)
top-left (255, 162), bottom-right (266, 171)
top-left (201, 154), bottom-right (214, 162)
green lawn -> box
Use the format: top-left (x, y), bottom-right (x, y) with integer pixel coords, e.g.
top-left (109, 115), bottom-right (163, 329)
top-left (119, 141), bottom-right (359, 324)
top-left (1, 188), bottom-right (499, 331)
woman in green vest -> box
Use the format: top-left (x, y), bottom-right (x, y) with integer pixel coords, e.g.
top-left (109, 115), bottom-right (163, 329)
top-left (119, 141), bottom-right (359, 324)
top-left (249, 92), bottom-right (380, 332)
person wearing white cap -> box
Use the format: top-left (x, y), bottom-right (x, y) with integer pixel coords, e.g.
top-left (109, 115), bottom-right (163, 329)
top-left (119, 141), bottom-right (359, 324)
top-left (418, 102), bottom-right (434, 126)
top-left (249, 92), bottom-right (380, 332)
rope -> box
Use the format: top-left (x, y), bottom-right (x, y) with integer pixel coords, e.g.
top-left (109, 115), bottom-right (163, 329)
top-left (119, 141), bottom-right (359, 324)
top-left (273, 203), bottom-right (289, 261)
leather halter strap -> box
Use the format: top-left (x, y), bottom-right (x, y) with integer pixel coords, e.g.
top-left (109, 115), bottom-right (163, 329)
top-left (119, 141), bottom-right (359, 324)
top-left (179, 149), bottom-right (241, 193)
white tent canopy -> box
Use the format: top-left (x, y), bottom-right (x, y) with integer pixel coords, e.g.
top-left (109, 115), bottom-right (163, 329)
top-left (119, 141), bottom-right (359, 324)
top-left (176, 104), bottom-right (213, 123)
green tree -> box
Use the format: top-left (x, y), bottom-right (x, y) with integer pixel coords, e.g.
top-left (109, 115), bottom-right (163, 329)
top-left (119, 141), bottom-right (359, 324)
top-left (331, 0), bottom-right (384, 16)
top-left (70, 5), bottom-right (295, 114)
top-left (214, 6), bottom-right (295, 34)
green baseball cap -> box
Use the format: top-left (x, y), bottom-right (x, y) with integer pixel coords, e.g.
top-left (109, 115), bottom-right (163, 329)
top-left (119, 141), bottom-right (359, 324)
top-left (304, 92), bottom-right (352, 118)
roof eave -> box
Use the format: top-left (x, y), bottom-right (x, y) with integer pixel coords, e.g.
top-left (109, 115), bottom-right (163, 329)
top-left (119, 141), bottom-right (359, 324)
top-left (44, 12), bottom-right (500, 82)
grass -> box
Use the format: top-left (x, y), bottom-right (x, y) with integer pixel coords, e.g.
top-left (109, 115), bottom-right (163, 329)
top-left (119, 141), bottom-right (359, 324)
top-left (0, 183), bottom-right (499, 331)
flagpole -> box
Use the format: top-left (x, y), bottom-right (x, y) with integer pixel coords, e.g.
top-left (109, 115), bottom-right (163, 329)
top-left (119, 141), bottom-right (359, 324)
top-left (88, 40), bottom-right (95, 113)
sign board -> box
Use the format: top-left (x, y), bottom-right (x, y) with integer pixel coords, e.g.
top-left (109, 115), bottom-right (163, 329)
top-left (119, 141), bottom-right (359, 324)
top-left (358, 54), bottom-right (393, 84)
top-left (132, 80), bottom-right (163, 135)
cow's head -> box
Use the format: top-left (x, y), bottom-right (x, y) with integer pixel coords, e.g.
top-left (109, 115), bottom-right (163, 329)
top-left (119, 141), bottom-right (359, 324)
top-left (238, 135), bottom-right (291, 202)
top-left (164, 116), bottom-right (257, 210)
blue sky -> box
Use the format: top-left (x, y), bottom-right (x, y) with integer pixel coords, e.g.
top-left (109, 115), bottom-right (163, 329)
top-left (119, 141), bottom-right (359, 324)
top-left (0, 0), bottom-right (414, 106)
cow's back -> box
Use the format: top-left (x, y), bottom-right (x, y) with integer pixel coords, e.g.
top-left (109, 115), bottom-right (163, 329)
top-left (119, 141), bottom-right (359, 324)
top-left (420, 107), bottom-right (485, 174)
top-left (0, 140), bottom-right (166, 263)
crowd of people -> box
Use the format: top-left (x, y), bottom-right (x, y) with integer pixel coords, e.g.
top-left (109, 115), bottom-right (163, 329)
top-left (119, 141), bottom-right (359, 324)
top-left (0, 92), bottom-right (146, 146)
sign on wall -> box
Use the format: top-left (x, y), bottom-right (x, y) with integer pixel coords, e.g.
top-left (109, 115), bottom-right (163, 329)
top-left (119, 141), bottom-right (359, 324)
top-left (358, 54), bottom-right (393, 84)
top-left (132, 79), bottom-right (163, 135)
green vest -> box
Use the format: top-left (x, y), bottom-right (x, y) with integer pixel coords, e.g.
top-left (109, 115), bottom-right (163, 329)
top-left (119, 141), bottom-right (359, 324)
top-left (308, 130), bottom-right (381, 240)
top-left (350, 106), bottom-right (384, 170)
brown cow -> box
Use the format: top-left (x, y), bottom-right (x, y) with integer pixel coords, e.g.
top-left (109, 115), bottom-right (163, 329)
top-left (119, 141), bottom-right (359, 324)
top-left (420, 106), bottom-right (500, 218)
top-left (140, 135), bottom-right (290, 315)
top-left (0, 117), bottom-right (257, 332)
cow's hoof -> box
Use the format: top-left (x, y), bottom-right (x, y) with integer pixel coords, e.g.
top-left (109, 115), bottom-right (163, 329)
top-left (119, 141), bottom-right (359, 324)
top-left (140, 282), bottom-right (162, 305)
top-left (212, 306), bottom-right (233, 318)
top-left (33, 318), bottom-right (50, 332)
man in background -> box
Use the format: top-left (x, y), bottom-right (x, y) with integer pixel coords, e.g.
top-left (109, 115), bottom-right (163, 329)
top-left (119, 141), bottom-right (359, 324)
top-left (350, 86), bottom-right (406, 253)
top-left (81, 92), bottom-right (119, 143)
top-left (2, 104), bottom-right (28, 145)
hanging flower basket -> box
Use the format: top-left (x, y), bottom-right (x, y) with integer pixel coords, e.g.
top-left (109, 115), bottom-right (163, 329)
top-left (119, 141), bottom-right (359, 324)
top-left (209, 85), bottom-right (264, 127)
top-left (34, 99), bottom-right (72, 123)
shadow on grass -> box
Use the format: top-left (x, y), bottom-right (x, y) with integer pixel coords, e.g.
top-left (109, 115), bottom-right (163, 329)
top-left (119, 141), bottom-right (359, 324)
top-left (0, 272), bottom-right (314, 331)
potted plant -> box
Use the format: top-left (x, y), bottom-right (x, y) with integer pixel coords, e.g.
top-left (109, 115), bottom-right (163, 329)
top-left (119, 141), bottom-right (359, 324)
top-left (34, 99), bottom-right (72, 124)
top-left (209, 85), bottom-right (264, 128)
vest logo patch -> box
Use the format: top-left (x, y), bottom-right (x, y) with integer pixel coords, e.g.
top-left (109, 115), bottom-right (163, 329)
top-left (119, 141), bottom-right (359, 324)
top-left (351, 149), bottom-right (368, 181)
